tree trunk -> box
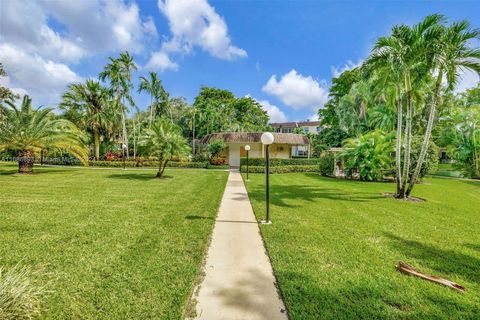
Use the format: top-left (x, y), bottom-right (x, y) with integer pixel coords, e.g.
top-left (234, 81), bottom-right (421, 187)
top-left (93, 126), bottom-right (100, 161)
top-left (149, 95), bottom-right (154, 128)
top-left (192, 115), bottom-right (196, 154)
top-left (133, 114), bottom-right (137, 159)
top-left (156, 158), bottom-right (169, 178)
top-left (399, 73), bottom-right (412, 198)
top-left (406, 71), bottom-right (443, 196)
top-left (395, 94), bottom-right (403, 195)
top-left (17, 150), bottom-right (35, 174)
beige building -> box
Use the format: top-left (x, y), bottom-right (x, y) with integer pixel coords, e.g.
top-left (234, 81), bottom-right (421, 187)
top-left (270, 121), bottom-right (321, 134)
top-left (201, 132), bottom-right (311, 167)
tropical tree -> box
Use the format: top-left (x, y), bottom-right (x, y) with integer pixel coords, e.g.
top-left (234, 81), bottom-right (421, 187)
top-left (368, 14), bottom-right (445, 198)
top-left (340, 130), bottom-right (395, 181)
top-left (0, 96), bottom-right (88, 173)
top-left (99, 51), bottom-right (137, 157)
top-left (0, 62), bottom-right (19, 103)
top-left (138, 71), bottom-right (168, 127)
top-left (60, 80), bottom-right (111, 160)
top-left (406, 20), bottom-right (480, 195)
top-left (139, 118), bottom-right (190, 178)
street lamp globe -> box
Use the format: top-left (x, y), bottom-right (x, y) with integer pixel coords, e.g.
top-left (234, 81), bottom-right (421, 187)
top-left (245, 144), bottom-right (251, 151)
top-left (122, 144), bottom-right (127, 150)
top-left (261, 132), bottom-right (274, 145)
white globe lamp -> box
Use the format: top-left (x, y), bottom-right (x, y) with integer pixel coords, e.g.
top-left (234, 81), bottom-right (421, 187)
top-left (261, 132), bottom-right (274, 145)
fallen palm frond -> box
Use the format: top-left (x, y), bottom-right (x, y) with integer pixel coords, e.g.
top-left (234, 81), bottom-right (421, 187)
top-left (397, 261), bottom-right (465, 293)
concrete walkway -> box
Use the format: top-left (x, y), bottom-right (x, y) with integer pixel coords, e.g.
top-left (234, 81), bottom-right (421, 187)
top-left (189, 171), bottom-right (288, 320)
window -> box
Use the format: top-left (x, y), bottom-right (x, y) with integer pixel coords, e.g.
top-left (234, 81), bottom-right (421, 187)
top-left (277, 146), bottom-right (284, 151)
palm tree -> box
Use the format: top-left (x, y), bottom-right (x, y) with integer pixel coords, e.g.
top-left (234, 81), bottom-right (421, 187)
top-left (406, 20), bottom-right (480, 195)
top-left (138, 72), bottom-right (168, 127)
top-left (99, 51), bottom-right (137, 158)
top-left (368, 14), bottom-right (445, 198)
top-left (140, 118), bottom-right (190, 178)
top-left (60, 80), bottom-right (111, 160)
top-left (0, 96), bottom-right (88, 173)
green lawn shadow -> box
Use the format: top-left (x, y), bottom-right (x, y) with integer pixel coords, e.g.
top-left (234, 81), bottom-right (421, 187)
top-left (107, 173), bottom-right (173, 180)
top-left (384, 232), bottom-right (480, 285)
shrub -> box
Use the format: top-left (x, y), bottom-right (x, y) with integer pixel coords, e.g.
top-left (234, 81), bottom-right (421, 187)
top-left (209, 156), bottom-right (227, 165)
top-left (241, 165), bottom-right (318, 174)
top-left (240, 158), bottom-right (319, 167)
top-left (88, 160), bottom-right (208, 168)
top-left (341, 130), bottom-right (395, 181)
top-left (0, 264), bottom-right (48, 320)
top-left (409, 136), bottom-right (440, 179)
top-left (208, 139), bottom-right (226, 158)
top-left (318, 152), bottom-right (335, 176)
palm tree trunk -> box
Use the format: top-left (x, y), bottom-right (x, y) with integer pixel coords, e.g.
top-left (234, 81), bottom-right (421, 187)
top-left (399, 73), bottom-right (412, 198)
top-left (406, 71), bottom-right (443, 196)
top-left (93, 126), bottom-right (100, 161)
top-left (149, 95), bottom-right (153, 128)
top-left (395, 94), bottom-right (403, 195)
top-left (156, 158), bottom-right (168, 178)
top-left (192, 114), bottom-right (196, 154)
top-left (133, 114), bottom-right (137, 159)
top-left (17, 150), bottom-right (34, 174)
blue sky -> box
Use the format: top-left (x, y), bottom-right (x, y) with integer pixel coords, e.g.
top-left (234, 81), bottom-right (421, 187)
top-left (1, 0), bottom-right (479, 122)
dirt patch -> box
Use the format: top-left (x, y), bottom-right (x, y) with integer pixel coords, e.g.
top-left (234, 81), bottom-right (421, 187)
top-left (383, 192), bottom-right (425, 202)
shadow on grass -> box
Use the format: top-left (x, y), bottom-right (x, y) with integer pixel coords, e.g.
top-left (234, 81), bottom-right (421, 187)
top-left (0, 168), bottom-right (72, 176)
top-left (185, 215), bottom-right (213, 220)
top-left (248, 184), bottom-right (384, 208)
top-left (107, 173), bottom-right (173, 180)
top-left (384, 232), bottom-right (480, 285)
top-left (275, 269), bottom-right (475, 319)
top-left (464, 243), bottom-right (480, 252)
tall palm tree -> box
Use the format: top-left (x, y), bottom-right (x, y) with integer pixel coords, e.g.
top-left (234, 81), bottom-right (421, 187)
top-left (99, 51), bottom-right (137, 158)
top-left (406, 20), bottom-right (480, 195)
top-left (0, 96), bottom-right (88, 173)
top-left (139, 118), bottom-right (190, 178)
top-left (138, 71), bottom-right (168, 127)
top-left (60, 80), bottom-right (111, 160)
top-left (368, 14), bottom-right (445, 198)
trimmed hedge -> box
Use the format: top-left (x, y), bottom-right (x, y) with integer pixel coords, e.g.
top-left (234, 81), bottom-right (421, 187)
top-left (318, 152), bottom-right (335, 177)
top-left (241, 165), bottom-right (319, 174)
top-left (240, 157), bottom-right (319, 167)
top-left (88, 160), bottom-right (209, 168)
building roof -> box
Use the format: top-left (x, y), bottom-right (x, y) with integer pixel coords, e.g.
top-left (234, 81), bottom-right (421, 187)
top-left (200, 132), bottom-right (310, 145)
top-left (270, 121), bottom-right (320, 128)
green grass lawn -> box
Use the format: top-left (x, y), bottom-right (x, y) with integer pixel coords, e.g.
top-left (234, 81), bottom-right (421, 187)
top-left (432, 163), bottom-right (463, 178)
top-left (0, 163), bottom-right (228, 319)
top-left (244, 173), bottom-right (480, 319)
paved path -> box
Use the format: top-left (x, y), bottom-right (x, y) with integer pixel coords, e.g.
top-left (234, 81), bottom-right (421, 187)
top-left (189, 170), bottom-right (288, 320)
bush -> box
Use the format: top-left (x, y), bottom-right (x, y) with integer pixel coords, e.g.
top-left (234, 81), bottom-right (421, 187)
top-left (88, 160), bottom-right (208, 169)
top-left (208, 139), bottom-right (226, 158)
top-left (318, 152), bottom-right (335, 176)
top-left (341, 130), bottom-right (395, 181)
top-left (403, 136), bottom-right (440, 179)
top-left (240, 157), bottom-right (319, 167)
top-left (241, 165), bottom-right (318, 174)
top-left (209, 156), bottom-right (227, 165)
top-left (0, 264), bottom-right (48, 320)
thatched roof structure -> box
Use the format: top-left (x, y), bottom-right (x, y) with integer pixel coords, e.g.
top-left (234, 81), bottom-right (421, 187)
top-left (200, 132), bottom-right (310, 145)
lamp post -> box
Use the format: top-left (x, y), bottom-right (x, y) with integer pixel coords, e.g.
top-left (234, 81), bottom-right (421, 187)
top-left (260, 132), bottom-right (274, 224)
top-left (122, 144), bottom-right (127, 170)
top-left (245, 144), bottom-right (250, 181)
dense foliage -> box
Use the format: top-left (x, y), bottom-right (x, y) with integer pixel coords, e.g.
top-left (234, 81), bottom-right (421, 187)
top-left (319, 15), bottom-right (480, 192)
top-left (318, 152), bottom-right (335, 176)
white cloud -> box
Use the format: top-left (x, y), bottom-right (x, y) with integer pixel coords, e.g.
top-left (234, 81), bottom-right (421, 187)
top-left (0, 44), bottom-right (83, 105)
top-left (307, 113), bottom-right (319, 121)
top-left (145, 51), bottom-right (179, 71)
top-left (262, 70), bottom-right (329, 111)
top-left (147, 0), bottom-right (246, 70)
top-left (331, 59), bottom-right (363, 78)
top-left (0, 0), bottom-right (156, 105)
top-left (257, 99), bottom-right (287, 123)
top-left (455, 68), bottom-right (480, 93)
